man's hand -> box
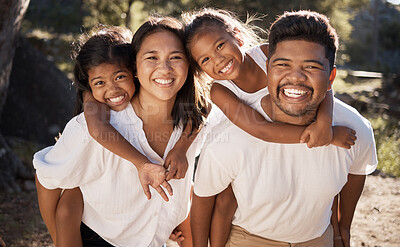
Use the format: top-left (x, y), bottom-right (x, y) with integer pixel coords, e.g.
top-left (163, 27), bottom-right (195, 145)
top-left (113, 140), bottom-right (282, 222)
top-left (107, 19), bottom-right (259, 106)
top-left (137, 162), bottom-right (173, 201)
top-left (164, 147), bottom-right (189, 181)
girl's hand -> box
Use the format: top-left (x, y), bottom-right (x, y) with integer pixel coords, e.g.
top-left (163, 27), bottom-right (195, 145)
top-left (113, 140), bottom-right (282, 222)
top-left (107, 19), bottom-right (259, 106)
top-left (169, 230), bottom-right (185, 246)
top-left (300, 120), bottom-right (333, 148)
top-left (164, 147), bottom-right (189, 181)
top-left (331, 126), bottom-right (357, 149)
top-left (137, 162), bottom-right (173, 202)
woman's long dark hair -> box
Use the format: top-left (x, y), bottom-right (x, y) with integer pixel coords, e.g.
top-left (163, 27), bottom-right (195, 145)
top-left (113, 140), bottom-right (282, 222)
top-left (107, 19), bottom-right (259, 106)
top-left (72, 25), bottom-right (134, 116)
top-left (132, 16), bottom-right (208, 134)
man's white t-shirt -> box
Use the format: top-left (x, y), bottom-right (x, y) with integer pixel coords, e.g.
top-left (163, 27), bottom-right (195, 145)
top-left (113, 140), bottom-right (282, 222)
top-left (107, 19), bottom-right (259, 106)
top-left (34, 103), bottom-right (201, 247)
top-left (194, 98), bottom-right (377, 243)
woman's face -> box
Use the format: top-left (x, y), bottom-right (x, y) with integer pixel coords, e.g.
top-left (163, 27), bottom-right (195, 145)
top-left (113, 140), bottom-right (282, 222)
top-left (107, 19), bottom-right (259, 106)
top-left (135, 30), bottom-right (189, 103)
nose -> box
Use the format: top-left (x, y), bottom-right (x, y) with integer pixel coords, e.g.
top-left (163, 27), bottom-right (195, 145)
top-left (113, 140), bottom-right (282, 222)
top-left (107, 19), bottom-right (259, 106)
top-left (158, 59), bottom-right (173, 72)
top-left (214, 53), bottom-right (225, 67)
top-left (286, 67), bottom-right (307, 83)
top-left (108, 80), bottom-right (120, 91)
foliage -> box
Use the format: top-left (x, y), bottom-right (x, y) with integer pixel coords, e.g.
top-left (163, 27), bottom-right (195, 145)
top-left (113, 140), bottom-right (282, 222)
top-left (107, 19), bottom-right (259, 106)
top-left (369, 116), bottom-right (400, 177)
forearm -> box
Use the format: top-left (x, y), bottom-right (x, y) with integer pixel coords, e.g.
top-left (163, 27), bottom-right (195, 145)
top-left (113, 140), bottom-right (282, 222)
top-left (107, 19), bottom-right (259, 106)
top-left (338, 174), bottom-right (366, 229)
top-left (83, 95), bottom-right (149, 168)
top-left (316, 90), bottom-right (333, 124)
top-left (191, 194), bottom-right (216, 247)
top-left (210, 185), bottom-right (237, 247)
top-left (211, 84), bottom-right (305, 143)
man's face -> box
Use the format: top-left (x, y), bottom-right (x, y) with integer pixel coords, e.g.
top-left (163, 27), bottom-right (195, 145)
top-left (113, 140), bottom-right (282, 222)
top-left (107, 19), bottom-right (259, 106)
top-left (267, 40), bottom-right (335, 118)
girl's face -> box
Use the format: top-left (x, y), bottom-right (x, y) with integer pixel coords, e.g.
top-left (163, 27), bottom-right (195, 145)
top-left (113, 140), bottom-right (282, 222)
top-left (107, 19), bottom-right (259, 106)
top-left (135, 30), bottom-right (188, 103)
top-left (88, 63), bottom-right (135, 111)
top-left (189, 26), bottom-right (244, 81)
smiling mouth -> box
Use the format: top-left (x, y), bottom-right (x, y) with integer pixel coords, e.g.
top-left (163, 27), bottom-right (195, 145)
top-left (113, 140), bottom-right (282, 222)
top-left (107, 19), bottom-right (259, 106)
top-left (219, 60), bottom-right (233, 74)
top-left (154, 78), bottom-right (174, 86)
top-left (282, 88), bottom-right (308, 98)
top-left (107, 94), bottom-right (126, 104)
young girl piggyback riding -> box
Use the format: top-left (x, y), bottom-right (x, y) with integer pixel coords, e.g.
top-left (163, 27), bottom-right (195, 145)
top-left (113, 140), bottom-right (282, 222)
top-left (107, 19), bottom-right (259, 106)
top-left (182, 8), bottom-right (357, 246)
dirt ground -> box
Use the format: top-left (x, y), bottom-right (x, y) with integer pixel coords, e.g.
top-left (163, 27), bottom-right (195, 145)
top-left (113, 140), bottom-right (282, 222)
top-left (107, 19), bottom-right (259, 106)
top-left (0, 173), bottom-right (399, 247)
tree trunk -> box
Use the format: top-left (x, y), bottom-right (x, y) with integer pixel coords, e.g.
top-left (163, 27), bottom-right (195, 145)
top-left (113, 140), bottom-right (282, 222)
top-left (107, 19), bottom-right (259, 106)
top-left (0, 0), bottom-right (31, 192)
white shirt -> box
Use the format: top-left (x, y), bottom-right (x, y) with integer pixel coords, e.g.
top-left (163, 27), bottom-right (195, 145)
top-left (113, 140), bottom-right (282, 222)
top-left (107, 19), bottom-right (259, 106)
top-left (194, 98), bottom-right (377, 243)
top-left (34, 103), bottom-right (201, 247)
top-left (213, 45), bottom-right (269, 108)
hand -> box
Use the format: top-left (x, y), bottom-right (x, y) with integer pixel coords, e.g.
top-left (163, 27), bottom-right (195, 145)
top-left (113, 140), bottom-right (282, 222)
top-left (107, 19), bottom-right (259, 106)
top-left (331, 126), bottom-right (357, 149)
top-left (169, 230), bottom-right (185, 246)
top-left (137, 162), bottom-right (173, 202)
top-left (164, 147), bottom-right (189, 181)
top-left (339, 226), bottom-right (350, 247)
top-left (300, 120), bottom-right (332, 148)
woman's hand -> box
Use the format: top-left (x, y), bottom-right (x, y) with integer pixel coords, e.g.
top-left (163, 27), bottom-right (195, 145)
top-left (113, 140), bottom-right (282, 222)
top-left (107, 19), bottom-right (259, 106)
top-left (138, 162), bottom-right (173, 202)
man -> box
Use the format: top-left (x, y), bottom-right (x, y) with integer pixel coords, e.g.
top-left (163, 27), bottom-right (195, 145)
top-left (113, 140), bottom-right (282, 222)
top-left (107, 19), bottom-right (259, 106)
top-left (192, 10), bottom-right (377, 247)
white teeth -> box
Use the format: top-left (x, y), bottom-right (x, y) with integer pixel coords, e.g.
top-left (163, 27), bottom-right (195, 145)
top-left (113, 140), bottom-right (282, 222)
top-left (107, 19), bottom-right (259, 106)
top-left (108, 95), bottom-right (125, 103)
top-left (155, 79), bottom-right (173, 85)
top-left (220, 60), bottom-right (233, 73)
top-left (283, 88), bottom-right (307, 98)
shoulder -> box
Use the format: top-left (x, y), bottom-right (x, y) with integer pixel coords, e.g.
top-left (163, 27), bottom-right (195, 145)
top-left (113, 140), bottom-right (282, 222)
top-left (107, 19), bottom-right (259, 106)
top-left (333, 98), bottom-right (373, 137)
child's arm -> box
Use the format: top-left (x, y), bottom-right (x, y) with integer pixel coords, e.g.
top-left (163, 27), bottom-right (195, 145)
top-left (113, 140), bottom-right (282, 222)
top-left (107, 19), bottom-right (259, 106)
top-left (300, 90), bottom-right (357, 148)
top-left (211, 83), bottom-right (356, 148)
top-left (164, 120), bottom-right (200, 181)
top-left (211, 83), bottom-right (306, 143)
top-left (83, 92), bottom-right (172, 201)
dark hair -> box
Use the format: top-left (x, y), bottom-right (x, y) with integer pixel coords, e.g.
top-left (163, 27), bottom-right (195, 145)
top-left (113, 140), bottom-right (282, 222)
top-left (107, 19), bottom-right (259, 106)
top-left (268, 10), bottom-right (339, 71)
top-left (72, 24), bottom-right (134, 116)
top-left (183, 8), bottom-right (265, 77)
top-left (132, 16), bottom-right (208, 133)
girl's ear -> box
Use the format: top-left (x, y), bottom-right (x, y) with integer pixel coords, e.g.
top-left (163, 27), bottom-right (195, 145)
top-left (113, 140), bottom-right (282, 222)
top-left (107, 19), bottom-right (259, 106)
top-left (233, 27), bottom-right (244, 47)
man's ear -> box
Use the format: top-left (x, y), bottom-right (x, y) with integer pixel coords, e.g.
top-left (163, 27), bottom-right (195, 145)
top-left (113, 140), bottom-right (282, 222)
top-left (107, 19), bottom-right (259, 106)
top-left (328, 66), bottom-right (336, 90)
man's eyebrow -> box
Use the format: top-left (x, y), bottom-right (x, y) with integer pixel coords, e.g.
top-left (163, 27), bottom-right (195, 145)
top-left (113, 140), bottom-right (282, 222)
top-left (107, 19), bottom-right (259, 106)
top-left (272, 58), bottom-right (290, 63)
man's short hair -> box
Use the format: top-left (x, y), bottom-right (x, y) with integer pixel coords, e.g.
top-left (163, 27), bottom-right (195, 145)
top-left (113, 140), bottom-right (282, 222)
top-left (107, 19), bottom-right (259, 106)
top-left (268, 10), bottom-right (339, 71)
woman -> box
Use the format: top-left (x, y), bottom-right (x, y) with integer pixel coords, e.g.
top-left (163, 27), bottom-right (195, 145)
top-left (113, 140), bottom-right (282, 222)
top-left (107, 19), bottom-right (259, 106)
top-left (33, 16), bottom-right (207, 246)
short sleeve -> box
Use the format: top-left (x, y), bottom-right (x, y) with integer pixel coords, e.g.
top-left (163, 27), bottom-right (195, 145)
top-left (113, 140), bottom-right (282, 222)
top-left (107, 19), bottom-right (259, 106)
top-left (194, 119), bottom-right (241, 197)
top-left (349, 119), bottom-right (378, 175)
top-left (33, 115), bottom-right (105, 189)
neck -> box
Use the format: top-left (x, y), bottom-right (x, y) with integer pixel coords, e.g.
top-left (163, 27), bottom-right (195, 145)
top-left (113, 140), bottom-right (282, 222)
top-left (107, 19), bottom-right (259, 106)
top-left (261, 95), bottom-right (316, 126)
top-left (232, 53), bottom-right (267, 92)
top-left (132, 93), bottom-right (175, 125)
